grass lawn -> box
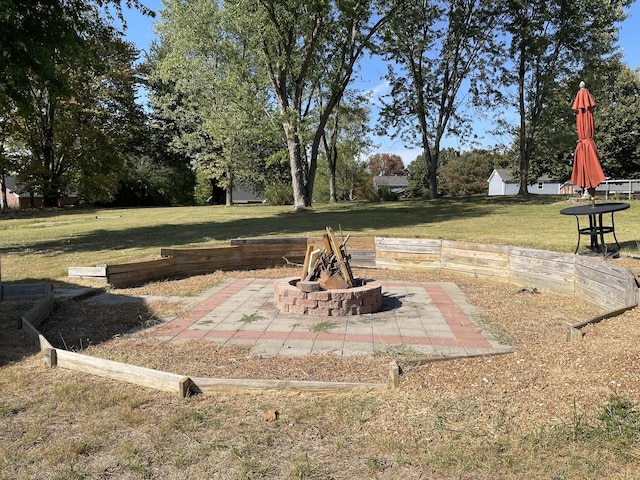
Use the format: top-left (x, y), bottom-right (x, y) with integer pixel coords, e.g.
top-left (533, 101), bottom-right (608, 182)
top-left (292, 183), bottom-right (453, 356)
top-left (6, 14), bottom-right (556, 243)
top-left (2, 196), bottom-right (640, 479)
top-left (2, 195), bottom-right (639, 283)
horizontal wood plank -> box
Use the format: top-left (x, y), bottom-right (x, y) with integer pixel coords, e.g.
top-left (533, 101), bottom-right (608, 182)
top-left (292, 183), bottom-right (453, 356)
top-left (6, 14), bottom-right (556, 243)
top-left (509, 253), bottom-right (575, 293)
top-left (55, 349), bottom-right (189, 396)
top-left (68, 266), bottom-right (107, 278)
top-left (440, 246), bottom-right (510, 279)
top-left (22, 293), bottom-right (54, 329)
top-left (2, 283), bottom-right (50, 300)
top-left (20, 318), bottom-right (41, 347)
top-left (230, 237), bottom-right (308, 246)
top-left (191, 377), bottom-right (386, 394)
top-left (376, 250), bottom-right (441, 264)
top-left (107, 265), bottom-right (177, 288)
top-left (375, 237), bottom-right (442, 254)
top-left (107, 257), bottom-right (176, 275)
top-left (349, 249), bottom-right (376, 267)
top-left (442, 240), bottom-right (510, 254)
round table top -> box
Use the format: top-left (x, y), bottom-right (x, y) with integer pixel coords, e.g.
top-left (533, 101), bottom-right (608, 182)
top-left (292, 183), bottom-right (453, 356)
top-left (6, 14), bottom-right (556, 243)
top-left (560, 202), bottom-right (630, 216)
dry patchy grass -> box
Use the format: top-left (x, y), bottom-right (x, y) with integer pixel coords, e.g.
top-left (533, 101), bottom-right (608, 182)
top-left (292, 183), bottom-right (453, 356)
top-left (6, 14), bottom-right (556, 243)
top-left (2, 264), bottom-right (640, 479)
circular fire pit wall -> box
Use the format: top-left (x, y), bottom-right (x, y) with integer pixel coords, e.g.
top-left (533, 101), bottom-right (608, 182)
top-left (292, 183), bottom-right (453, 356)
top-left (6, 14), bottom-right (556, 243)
top-left (274, 277), bottom-right (383, 316)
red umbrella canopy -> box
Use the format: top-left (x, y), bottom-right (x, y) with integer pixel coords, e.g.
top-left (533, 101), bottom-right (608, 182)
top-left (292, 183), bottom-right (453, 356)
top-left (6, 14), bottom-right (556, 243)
top-left (570, 82), bottom-right (605, 190)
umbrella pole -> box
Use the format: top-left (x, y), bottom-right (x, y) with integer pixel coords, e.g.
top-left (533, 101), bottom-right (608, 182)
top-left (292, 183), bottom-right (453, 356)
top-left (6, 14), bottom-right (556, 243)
top-left (588, 187), bottom-right (596, 207)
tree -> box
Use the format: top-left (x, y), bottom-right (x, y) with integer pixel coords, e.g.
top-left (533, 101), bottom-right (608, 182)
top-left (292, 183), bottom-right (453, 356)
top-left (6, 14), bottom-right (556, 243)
top-left (1, 0), bottom-right (152, 207)
top-left (594, 64), bottom-right (640, 179)
top-left (149, 0), bottom-right (281, 206)
top-left (439, 149), bottom-right (507, 196)
top-left (368, 153), bottom-right (406, 176)
top-left (108, 121), bottom-right (197, 207)
top-left (502, 0), bottom-right (626, 194)
top-left (8, 23), bottom-right (145, 206)
top-left (320, 92), bottom-right (373, 202)
top-left (378, 0), bottom-right (503, 199)
top-left (224, 0), bottom-right (396, 209)
top-left (405, 148), bottom-right (458, 198)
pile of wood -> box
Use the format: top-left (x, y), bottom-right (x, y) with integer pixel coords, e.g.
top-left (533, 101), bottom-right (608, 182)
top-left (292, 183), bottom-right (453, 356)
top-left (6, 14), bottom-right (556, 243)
top-left (300, 227), bottom-right (356, 290)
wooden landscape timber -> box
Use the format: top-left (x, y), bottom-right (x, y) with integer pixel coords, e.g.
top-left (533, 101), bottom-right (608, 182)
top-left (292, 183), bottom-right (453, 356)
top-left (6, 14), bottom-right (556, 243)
top-left (509, 248), bottom-right (576, 295)
top-left (107, 257), bottom-right (177, 288)
top-left (190, 377), bottom-right (388, 394)
top-left (67, 265), bottom-right (108, 282)
top-left (2, 282), bottom-right (54, 301)
top-left (440, 240), bottom-right (511, 280)
top-left (230, 237), bottom-right (308, 268)
top-left (374, 238), bottom-right (442, 270)
top-left (161, 246), bottom-right (242, 275)
top-left (20, 285), bottom-right (54, 329)
top-left (53, 349), bottom-right (193, 397)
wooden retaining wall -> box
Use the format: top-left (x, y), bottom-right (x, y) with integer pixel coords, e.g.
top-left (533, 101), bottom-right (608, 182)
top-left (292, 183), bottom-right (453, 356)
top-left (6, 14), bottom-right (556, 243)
top-left (18, 299), bottom-right (391, 396)
top-left (230, 238), bottom-right (308, 268)
top-left (72, 236), bottom-right (638, 311)
top-left (375, 238), bottom-right (638, 311)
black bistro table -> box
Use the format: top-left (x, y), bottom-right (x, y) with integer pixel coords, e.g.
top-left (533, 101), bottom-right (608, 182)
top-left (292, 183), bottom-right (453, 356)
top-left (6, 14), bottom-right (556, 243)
top-left (560, 202), bottom-right (630, 254)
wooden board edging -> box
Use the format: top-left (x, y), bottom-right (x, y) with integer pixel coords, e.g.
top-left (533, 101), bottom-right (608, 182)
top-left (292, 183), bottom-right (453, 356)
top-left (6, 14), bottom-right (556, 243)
top-left (566, 305), bottom-right (636, 341)
top-left (55, 349), bottom-right (192, 396)
top-left (191, 377), bottom-right (387, 394)
top-left (22, 291), bottom-right (55, 329)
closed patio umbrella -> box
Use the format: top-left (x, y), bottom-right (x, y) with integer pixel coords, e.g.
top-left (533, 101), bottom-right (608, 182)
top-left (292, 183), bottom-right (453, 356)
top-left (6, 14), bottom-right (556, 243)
top-left (570, 81), bottom-right (605, 204)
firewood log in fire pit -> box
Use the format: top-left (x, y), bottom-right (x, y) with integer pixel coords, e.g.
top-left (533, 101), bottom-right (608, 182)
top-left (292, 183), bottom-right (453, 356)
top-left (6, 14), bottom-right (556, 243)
top-left (301, 227), bottom-right (355, 290)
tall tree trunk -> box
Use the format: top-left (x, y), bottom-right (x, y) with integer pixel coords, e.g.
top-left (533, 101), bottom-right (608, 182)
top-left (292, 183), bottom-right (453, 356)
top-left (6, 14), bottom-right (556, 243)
top-left (225, 165), bottom-right (233, 207)
top-left (517, 47), bottom-right (529, 195)
top-left (0, 172), bottom-right (7, 213)
top-left (322, 118), bottom-right (339, 203)
top-left (284, 121), bottom-right (312, 210)
top-left (42, 100), bottom-right (60, 207)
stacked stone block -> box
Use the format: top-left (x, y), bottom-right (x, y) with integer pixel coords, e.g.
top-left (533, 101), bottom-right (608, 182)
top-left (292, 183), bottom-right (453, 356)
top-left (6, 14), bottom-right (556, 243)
top-left (274, 277), bottom-right (383, 316)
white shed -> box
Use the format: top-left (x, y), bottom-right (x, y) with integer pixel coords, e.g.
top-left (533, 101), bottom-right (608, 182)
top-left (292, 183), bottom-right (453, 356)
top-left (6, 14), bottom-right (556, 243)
top-left (488, 169), bottom-right (562, 196)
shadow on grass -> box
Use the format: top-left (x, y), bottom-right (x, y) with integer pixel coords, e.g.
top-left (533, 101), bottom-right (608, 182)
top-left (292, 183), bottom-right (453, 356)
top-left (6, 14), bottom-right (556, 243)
top-left (40, 296), bottom-right (163, 353)
top-left (0, 196), bottom-right (566, 259)
top-left (0, 300), bottom-right (41, 366)
top-left (0, 278), bottom-right (163, 365)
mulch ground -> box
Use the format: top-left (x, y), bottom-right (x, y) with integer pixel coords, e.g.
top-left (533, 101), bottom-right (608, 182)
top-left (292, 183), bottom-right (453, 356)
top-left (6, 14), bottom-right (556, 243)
top-left (41, 259), bottom-right (640, 432)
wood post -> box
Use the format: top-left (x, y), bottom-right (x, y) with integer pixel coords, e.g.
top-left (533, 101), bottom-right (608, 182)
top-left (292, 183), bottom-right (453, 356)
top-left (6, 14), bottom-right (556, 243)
top-left (44, 348), bottom-right (57, 368)
top-left (388, 361), bottom-right (400, 389)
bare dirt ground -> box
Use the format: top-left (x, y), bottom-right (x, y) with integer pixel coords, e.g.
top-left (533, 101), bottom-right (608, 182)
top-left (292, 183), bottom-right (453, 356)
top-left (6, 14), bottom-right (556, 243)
top-left (3, 260), bottom-right (640, 479)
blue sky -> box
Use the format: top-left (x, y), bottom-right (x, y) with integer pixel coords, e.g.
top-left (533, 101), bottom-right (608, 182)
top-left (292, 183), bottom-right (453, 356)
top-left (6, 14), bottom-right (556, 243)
top-left (122, 1), bottom-right (640, 164)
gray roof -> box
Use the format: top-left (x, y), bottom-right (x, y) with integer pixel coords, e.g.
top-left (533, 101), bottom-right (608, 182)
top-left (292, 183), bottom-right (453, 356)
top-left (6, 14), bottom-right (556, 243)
top-left (490, 169), bottom-right (558, 184)
top-left (4, 175), bottom-right (19, 192)
top-left (372, 175), bottom-right (409, 187)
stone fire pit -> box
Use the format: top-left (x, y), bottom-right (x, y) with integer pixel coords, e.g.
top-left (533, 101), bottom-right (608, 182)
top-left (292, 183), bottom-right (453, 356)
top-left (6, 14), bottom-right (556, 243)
top-left (275, 227), bottom-right (383, 316)
top-left (274, 276), bottom-right (383, 316)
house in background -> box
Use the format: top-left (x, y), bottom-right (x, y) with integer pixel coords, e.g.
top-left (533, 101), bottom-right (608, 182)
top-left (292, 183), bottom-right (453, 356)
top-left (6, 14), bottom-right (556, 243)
top-left (207, 179), bottom-right (265, 205)
top-left (1, 176), bottom-right (77, 209)
top-left (487, 169), bottom-right (564, 196)
top-left (232, 185), bottom-right (265, 204)
top-left (372, 175), bottom-right (409, 196)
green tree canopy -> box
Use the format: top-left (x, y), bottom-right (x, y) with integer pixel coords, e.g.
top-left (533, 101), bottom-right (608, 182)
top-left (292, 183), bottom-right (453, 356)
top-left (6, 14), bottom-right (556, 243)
top-left (501, 0), bottom-right (627, 194)
top-left (223, 0), bottom-right (396, 209)
top-left (377, 0), bottom-right (503, 199)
